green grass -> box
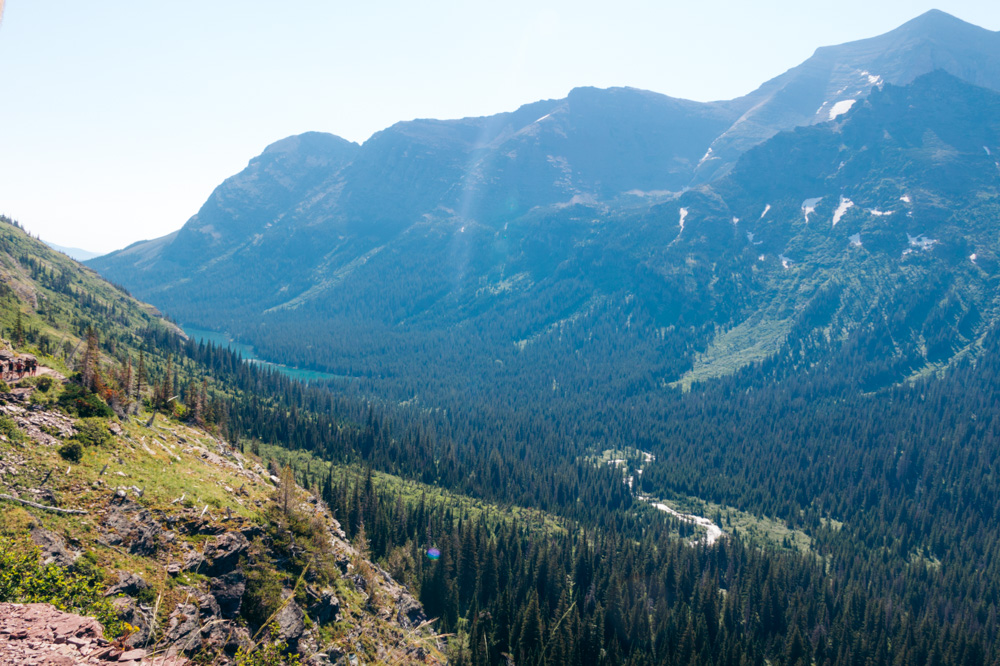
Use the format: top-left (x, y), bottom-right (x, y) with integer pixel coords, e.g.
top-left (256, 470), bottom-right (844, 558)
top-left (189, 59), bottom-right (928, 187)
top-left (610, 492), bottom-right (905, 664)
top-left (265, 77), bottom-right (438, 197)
top-left (257, 441), bottom-right (567, 535)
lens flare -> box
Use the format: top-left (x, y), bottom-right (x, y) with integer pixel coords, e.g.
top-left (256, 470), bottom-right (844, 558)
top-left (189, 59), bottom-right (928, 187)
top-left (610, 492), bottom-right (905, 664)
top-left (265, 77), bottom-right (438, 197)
top-left (426, 547), bottom-right (440, 560)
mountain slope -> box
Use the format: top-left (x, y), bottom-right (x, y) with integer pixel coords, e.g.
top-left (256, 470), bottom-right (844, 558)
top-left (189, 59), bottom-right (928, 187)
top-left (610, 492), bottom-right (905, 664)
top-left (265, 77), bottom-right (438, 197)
top-left (0, 217), bottom-right (444, 664)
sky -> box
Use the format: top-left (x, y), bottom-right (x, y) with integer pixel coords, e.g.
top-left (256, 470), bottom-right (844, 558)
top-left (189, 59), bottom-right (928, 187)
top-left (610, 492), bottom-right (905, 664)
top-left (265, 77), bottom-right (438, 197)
top-left (1, 1), bottom-right (999, 254)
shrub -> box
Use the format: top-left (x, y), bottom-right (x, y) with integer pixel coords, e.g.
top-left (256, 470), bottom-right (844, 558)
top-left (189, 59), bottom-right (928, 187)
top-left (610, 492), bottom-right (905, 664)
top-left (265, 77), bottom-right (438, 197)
top-left (58, 383), bottom-right (112, 418)
top-left (58, 441), bottom-right (83, 462)
top-left (242, 556), bottom-right (285, 630)
top-left (234, 624), bottom-right (302, 666)
top-left (32, 375), bottom-right (54, 393)
top-left (0, 415), bottom-right (26, 444)
top-left (0, 380), bottom-right (9, 394)
top-left (73, 418), bottom-right (112, 447)
top-left (0, 536), bottom-right (126, 637)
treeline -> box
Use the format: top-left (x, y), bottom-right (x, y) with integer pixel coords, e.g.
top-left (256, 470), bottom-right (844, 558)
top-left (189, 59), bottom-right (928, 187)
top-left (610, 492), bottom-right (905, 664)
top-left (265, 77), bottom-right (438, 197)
top-left (318, 469), bottom-right (994, 666)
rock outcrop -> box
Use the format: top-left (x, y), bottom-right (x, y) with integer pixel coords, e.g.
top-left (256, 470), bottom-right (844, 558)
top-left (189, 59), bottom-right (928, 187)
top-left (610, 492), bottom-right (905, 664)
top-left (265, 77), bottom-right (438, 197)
top-left (0, 602), bottom-right (187, 665)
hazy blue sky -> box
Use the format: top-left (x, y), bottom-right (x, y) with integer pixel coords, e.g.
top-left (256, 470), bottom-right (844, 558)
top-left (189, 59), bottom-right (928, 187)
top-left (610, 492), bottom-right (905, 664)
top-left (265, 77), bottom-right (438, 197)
top-left (1, 1), bottom-right (999, 253)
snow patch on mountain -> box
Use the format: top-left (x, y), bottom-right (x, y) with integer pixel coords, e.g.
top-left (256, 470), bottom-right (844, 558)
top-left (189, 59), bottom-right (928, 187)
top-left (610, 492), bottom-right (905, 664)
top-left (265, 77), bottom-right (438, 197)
top-left (849, 233), bottom-right (862, 247)
top-left (828, 99), bottom-right (856, 120)
top-left (869, 209), bottom-right (894, 216)
top-left (861, 70), bottom-right (882, 86)
top-left (832, 196), bottom-right (854, 226)
top-left (760, 204), bottom-right (771, 219)
top-left (678, 208), bottom-right (688, 231)
top-left (903, 234), bottom-right (938, 257)
top-left (802, 197), bottom-right (822, 223)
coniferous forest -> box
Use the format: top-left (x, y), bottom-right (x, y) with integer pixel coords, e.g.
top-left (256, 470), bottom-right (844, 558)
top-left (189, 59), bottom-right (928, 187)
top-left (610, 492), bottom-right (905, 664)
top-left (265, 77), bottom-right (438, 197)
top-left (132, 304), bottom-right (1000, 665)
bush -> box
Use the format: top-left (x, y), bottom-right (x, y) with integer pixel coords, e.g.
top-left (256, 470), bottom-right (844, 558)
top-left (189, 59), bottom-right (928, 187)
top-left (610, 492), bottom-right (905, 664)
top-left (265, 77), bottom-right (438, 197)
top-left (0, 536), bottom-right (127, 637)
top-left (25, 375), bottom-right (55, 393)
top-left (58, 441), bottom-right (83, 463)
top-left (0, 380), bottom-right (9, 394)
top-left (234, 624), bottom-right (302, 666)
top-left (242, 556), bottom-right (285, 630)
top-left (73, 418), bottom-right (112, 447)
top-left (58, 383), bottom-right (112, 418)
top-left (0, 415), bottom-right (26, 444)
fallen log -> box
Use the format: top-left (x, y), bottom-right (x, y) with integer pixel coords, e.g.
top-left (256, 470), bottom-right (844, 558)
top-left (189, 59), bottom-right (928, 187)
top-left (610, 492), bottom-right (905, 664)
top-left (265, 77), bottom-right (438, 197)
top-left (0, 493), bottom-right (88, 515)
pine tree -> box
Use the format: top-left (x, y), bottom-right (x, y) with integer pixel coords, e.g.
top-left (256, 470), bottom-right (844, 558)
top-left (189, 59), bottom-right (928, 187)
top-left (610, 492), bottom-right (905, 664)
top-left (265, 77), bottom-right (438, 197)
top-left (13, 310), bottom-right (24, 346)
top-left (278, 464), bottom-right (296, 516)
top-left (80, 325), bottom-right (99, 391)
top-left (135, 350), bottom-right (146, 403)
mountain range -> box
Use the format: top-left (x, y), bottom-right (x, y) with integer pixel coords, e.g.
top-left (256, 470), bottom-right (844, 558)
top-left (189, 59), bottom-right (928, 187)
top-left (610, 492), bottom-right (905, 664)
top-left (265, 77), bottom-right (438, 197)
top-left (90, 9), bottom-right (1000, 408)
top-left (15, 10), bottom-right (1000, 664)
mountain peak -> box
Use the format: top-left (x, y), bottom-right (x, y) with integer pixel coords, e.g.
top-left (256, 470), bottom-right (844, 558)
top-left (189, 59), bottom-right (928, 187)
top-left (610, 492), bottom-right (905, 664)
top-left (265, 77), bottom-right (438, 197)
top-left (898, 8), bottom-right (983, 32)
top-left (260, 131), bottom-right (357, 157)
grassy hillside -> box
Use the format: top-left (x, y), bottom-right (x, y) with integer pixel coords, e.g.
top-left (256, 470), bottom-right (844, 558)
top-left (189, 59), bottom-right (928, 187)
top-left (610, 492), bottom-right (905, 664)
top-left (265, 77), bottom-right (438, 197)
top-left (0, 215), bottom-right (445, 664)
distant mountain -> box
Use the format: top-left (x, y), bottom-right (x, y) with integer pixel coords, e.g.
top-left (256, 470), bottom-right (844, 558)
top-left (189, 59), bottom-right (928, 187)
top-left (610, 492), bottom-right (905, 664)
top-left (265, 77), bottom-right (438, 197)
top-left (44, 241), bottom-right (102, 261)
top-left (89, 11), bottom-right (1000, 405)
top-left (91, 89), bottom-right (736, 314)
top-left (693, 9), bottom-right (1000, 182)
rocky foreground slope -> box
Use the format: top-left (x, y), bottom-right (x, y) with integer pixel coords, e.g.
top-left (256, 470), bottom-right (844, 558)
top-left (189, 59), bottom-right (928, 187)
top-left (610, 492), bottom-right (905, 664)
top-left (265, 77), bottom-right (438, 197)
top-left (0, 602), bottom-right (187, 665)
top-left (0, 368), bottom-right (441, 665)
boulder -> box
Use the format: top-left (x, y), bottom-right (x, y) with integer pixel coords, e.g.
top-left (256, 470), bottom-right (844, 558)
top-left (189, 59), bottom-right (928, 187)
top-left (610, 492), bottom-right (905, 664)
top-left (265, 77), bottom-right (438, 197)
top-left (164, 603), bottom-right (202, 653)
top-left (307, 587), bottom-right (341, 624)
top-left (203, 531), bottom-right (249, 576)
top-left (396, 593), bottom-right (428, 629)
top-left (29, 526), bottom-right (80, 568)
top-left (105, 571), bottom-right (151, 598)
top-left (210, 572), bottom-right (246, 619)
top-left (274, 594), bottom-right (307, 650)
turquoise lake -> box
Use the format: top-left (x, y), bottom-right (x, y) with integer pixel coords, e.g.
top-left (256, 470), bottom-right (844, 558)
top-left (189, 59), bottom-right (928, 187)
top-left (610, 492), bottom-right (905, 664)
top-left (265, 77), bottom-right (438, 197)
top-left (181, 325), bottom-right (342, 382)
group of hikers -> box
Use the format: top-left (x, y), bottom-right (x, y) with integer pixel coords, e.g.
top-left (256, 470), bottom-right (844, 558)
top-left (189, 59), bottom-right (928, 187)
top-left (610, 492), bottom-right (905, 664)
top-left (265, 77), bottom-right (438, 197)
top-left (1, 354), bottom-right (37, 381)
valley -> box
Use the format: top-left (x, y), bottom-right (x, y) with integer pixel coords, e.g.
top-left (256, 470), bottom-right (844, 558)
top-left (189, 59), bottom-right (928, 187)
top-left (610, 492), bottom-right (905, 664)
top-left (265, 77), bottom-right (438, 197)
top-left (5, 7), bottom-right (1000, 666)
top-left (181, 325), bottom-right (343, 383)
